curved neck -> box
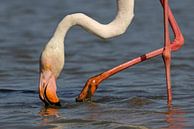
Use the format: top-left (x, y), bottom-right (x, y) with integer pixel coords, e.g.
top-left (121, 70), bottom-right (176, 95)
top-left (116, 0), bottom-right (134, 20)
top-left (53, 0), bottom-right (134, 41)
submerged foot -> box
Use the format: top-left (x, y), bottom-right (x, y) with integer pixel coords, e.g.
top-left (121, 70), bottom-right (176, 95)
top-left (76, 76), bottom-right (100, 102)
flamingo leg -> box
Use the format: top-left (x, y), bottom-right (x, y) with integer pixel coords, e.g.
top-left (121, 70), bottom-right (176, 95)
top-left (162, 0), bottom-right (172, 104)
top-left (76, 1), bottom-right (184, 103)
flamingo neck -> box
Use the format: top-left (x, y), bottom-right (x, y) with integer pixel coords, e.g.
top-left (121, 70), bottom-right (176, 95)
top-left (42, 0), bottom-right (134, 79)
top-left (53, 0), bottom-right (134, 41)
top-left (116, 0), bottom-right (134, 22)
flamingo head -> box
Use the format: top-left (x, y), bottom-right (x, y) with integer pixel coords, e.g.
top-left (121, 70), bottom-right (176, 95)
top-left (39, 39), bottom-right (64, 107)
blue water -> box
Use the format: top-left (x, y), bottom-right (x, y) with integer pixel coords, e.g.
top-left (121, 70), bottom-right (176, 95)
top-left (0, 0), bottom-right (194, 128)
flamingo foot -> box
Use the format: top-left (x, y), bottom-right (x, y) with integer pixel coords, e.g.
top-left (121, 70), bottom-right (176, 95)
top-left (76, 76), bottom-right (100, 102)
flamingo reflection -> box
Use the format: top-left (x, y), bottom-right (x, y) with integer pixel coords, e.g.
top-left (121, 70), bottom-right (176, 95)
top-left (164, 105), bottom-right (186, 129)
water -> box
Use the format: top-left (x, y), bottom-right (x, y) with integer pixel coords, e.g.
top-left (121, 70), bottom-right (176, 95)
top-left (0, 0), bottom-right (194, 128)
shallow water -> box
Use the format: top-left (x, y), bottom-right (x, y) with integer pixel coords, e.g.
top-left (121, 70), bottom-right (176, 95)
top-left (0, 0), bottom-right (194, 129)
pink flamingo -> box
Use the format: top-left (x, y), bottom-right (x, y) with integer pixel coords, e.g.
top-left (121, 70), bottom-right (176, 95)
top-left (39, 0), bottom-right (134, 106)
top-left (76, 0), bottom-right (184, 105)
top-left (38, 0), bottom-right (184, 106)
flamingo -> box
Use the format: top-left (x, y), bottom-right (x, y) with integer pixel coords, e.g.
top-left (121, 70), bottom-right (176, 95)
top-left (76, 0), bottom-right (184, 105)
top-left (39, 0), bottom-right (134, 106)
top-left (38, 0), bottom-right (184, 106)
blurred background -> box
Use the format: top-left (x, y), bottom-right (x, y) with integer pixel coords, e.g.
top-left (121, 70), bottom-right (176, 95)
top-left (0, 0), bottom-right (194, 129)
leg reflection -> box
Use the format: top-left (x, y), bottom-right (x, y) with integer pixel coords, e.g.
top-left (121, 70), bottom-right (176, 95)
top-left (164, 105), bottom-right (186, 129)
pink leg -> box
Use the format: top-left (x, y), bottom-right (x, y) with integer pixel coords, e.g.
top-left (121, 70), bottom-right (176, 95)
top-left (162, 0), bottom-right (172, 104)
top-left (160, 0), bottom-right (184, 104)
top-left (76, 1), bottom-right (184, 103)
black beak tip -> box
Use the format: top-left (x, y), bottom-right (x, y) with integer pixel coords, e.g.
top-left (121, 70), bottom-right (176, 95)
top-left (44, 101), bottom-right (61, 107)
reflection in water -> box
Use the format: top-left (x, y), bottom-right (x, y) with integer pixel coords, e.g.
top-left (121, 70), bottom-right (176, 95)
top-left (39, 107), bottom-right (69, 129)
top-left (164, 105), bottom-right (186, 129)
top-left (39, 107), bottom-right (60, 117)
top-left (38, 104), bottom-right (149, 129)
top-left (39, 107), bottom-right (61, 127)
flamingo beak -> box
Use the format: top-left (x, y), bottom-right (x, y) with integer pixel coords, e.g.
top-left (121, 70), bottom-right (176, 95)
top-left (39, 70), bottom-right (61, 106)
